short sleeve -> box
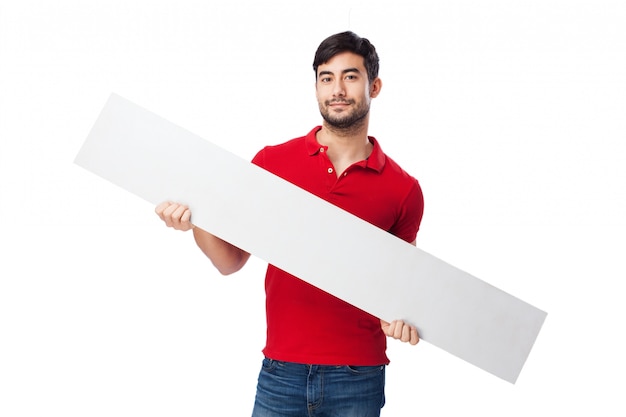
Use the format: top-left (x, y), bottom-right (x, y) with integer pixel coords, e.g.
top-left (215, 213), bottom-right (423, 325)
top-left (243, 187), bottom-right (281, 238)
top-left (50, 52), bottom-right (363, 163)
top-left (390, 179), bottom-right (424, 243)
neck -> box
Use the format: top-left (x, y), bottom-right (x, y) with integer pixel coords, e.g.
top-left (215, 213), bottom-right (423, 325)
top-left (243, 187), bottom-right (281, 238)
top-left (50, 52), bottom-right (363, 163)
top-left (317, 117), bottom-right (372, 164)
top-left (318, 114), bottom-right (370, 149)
top-left (322, 112), bottom-right (369, 139)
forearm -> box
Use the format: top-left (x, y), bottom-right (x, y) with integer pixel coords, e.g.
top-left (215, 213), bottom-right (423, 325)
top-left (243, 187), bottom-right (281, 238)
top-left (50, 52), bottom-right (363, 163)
top-left (192, 227), bottom-right (250, 275)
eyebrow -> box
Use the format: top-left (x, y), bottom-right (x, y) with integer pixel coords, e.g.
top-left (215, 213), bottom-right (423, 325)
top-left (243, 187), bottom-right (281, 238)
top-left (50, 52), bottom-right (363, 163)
top-left (318, 67), bottom-right (362, 78)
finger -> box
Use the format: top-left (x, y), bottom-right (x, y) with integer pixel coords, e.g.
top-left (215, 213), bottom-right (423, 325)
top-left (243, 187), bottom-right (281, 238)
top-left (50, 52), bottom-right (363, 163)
top-left (171, 204), bottom-right (187, 227)
top-left (160, 203), bottom-right (181, 227)
top-left (401, 323), bottom-right (411, 343)
top-left (181, 208), bottom-right (193, 227)
top-left (410, 327), bottom-right (420, 345)
top-left (161, 204), bottom-right (174, 226)
top-left (155, 201), bottom-right (172, 217)
top-left (163, 202), bottom-right (181, 216)
top-left (380, 319), bottom-right (394, 337)
top-left (380, 319), bottom-right (390, 334)
top-left (393, 320), bottom-right (404, 339)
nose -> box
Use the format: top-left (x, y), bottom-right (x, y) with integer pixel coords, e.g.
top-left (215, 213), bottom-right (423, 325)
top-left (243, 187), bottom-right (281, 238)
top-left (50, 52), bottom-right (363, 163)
top-left (332, 79), bottom-right (346, 97)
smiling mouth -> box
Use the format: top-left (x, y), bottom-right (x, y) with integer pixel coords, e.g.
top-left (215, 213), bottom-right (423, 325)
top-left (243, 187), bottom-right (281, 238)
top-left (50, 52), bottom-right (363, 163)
top-left (328, 100), bottom-right (353, 107)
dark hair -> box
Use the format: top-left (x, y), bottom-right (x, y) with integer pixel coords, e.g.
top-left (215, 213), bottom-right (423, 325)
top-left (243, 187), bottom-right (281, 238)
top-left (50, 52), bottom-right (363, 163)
top-left (313, 31), bottom-right (380, 83)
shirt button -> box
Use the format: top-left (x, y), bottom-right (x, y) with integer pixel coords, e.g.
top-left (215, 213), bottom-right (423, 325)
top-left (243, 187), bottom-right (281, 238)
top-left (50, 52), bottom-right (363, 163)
top-left (343, 172), bottom-right (347, 176)
top-left (320, 147), bottom-right (325, 153)
top-left (327, 167), bottom-right (333, 174)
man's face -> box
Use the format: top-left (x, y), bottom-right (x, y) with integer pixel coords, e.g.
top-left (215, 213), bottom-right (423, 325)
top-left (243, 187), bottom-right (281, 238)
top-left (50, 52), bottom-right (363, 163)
top-left (315, 52), bottom-right (381, 130)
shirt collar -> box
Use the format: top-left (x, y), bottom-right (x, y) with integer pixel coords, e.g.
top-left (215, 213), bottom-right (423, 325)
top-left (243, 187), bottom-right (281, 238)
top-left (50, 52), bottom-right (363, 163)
top-left (304, 126), bottom-right (386, 173)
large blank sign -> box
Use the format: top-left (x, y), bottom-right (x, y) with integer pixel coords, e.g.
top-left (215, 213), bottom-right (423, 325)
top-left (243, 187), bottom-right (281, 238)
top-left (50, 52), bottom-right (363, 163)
top-left (74, 94), bottom-right (546, 384)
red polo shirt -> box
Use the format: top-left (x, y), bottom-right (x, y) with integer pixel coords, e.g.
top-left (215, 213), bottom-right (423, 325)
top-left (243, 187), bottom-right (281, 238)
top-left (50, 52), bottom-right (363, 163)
top-left (252, 126), bottom-right (424, 365)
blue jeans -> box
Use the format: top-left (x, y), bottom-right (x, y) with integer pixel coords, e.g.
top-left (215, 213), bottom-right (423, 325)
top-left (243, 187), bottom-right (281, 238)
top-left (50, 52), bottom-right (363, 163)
top-left (251, 358), bottom-right (386, 417)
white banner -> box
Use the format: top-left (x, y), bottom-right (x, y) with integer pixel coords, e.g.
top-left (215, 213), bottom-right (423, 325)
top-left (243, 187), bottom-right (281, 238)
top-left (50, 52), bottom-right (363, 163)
top-left (74, 93), bottom-right (547, 383)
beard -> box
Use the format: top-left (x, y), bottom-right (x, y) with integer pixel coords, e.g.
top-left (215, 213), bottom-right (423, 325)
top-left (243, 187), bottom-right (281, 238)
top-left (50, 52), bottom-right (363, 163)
top-left (319, 98), bottom-right (370, 130)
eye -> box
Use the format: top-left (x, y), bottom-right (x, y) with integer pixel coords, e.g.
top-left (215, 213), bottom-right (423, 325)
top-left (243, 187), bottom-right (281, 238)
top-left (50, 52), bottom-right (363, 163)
top-left (345, 74), bottom-right (357, 81)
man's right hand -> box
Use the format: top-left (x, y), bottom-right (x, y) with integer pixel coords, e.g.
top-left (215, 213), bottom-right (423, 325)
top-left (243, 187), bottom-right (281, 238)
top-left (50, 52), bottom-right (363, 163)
top-left (155, 201), bottom-right (195, 231)
top-left (155, 201), bottom-right (250, 275)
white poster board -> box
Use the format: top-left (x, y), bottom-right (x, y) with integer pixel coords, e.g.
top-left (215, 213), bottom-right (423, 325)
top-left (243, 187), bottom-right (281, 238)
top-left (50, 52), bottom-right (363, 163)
top-left (74, 94), bottom-right (547, 383)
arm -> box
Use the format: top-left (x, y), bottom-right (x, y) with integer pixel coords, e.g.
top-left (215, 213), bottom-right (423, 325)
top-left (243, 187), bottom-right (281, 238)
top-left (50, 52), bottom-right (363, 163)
top-left (155, 201), bottom-right (250, 275)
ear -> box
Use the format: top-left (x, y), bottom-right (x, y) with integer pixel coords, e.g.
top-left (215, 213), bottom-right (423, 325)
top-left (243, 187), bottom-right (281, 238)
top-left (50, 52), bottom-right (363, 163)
top-left (369, 77), bottom-right (382, 98)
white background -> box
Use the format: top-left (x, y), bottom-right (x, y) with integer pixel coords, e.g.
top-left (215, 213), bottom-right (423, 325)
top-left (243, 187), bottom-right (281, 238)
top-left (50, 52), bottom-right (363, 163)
top-left (1, 1), bottom-right (624, 415)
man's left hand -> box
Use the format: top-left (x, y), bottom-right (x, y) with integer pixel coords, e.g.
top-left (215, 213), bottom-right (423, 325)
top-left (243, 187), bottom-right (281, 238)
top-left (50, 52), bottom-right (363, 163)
top-left (380, 319), bottom-right (419, 345)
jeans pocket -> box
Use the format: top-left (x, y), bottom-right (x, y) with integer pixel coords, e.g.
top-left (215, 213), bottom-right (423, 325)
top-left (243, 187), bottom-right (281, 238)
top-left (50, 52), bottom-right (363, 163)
top-left (345, 365), bottom-right (385, 375)
top-left (261, 357), bottom-right (278, 372)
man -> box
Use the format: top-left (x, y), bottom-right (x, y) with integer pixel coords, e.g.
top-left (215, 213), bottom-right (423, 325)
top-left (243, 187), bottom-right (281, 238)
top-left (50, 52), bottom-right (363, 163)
top-left (156, 31), bottom-right (424, 416)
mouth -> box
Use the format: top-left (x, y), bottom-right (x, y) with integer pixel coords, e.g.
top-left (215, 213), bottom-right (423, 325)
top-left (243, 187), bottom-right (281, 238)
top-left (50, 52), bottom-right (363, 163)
top-left (328, 100), bottom-right (352, 108)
